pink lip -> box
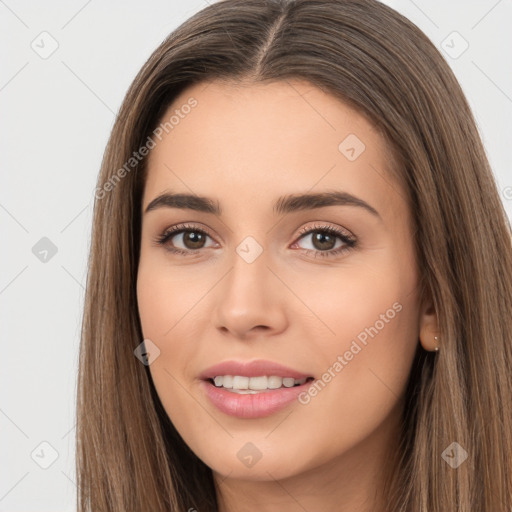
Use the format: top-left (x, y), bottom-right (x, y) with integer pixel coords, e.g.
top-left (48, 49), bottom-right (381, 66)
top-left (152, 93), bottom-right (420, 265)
top-left (199, 359), bottom-right (314, 419)
top-left (201, 380), bottom-right (313, 419)
top-left (199, 359), bottom-right (312, 380)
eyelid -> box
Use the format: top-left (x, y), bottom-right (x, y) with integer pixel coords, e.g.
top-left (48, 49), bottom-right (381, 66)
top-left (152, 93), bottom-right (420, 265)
top-left (295, 222), bottom-right (355, 241)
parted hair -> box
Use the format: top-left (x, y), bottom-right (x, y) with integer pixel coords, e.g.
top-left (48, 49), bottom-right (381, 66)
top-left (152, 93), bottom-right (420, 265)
top-left (77, 0), bottom-right (512, 510)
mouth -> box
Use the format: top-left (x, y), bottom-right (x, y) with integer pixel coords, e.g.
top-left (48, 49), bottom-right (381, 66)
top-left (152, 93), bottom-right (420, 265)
top-left (199, 360), bottom-right (315, 419)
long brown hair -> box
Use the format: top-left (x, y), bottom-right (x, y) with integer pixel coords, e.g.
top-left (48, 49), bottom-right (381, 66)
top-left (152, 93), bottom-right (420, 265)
top-left (77, 0), bottom-right (512, 510)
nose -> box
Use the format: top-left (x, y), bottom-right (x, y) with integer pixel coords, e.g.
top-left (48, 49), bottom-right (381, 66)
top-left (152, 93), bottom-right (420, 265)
top-left (213, 247), bottom-right (288, 340)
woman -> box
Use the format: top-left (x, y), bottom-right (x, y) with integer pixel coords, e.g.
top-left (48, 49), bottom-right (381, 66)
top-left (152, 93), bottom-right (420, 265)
top-left (77, 0), bottom-right (512, 510)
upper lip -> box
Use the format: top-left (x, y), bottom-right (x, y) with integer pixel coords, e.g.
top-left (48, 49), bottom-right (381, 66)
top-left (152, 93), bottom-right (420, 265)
top-left (199, 359), bottom-right (313, 380)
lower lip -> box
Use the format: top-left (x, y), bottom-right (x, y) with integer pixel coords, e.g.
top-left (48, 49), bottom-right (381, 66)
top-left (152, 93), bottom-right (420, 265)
top-left (201, 379), bottom-right (312, 419)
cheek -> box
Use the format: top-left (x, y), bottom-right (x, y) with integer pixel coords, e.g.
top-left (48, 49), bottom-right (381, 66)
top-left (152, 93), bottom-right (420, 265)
top-left (137, 270), bottom-right (174, 338)
top-left (321, 271), bottom-right (418, 360)
top-left (136, 262), bottom-right (210, 447)
top-left (136, 255), bottom-right (214, 341)
top-left (292, 257), bottom-right (420, 439)
top-left (136, 265), bottom-right (209, 394)
top-left (282, 247), bottom-right (419, 363)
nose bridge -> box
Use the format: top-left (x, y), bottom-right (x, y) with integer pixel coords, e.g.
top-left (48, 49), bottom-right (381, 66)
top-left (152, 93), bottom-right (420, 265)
top-left (225, 236), bottom-right (272, 305)
top-left (213, 234), bottom-right (287, 336)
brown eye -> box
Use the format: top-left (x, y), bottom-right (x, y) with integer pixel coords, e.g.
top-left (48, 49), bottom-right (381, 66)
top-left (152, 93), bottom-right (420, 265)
top-left (156, 223), bottom-right (217, 255)
top-left (180, 230), bottom-right (208, 249)
top-left (293, 224), bottom-right (357, 259)
top-left (310, 231), bottom-right (337, 251)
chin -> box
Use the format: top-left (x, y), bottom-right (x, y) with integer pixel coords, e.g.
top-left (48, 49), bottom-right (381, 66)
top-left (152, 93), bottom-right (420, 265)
top-left (194, 439), bottom-right (320, 482)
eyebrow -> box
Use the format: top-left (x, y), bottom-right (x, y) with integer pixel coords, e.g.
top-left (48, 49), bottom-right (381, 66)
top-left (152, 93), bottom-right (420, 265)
top-left (144, 190), bottom-right (380, 218)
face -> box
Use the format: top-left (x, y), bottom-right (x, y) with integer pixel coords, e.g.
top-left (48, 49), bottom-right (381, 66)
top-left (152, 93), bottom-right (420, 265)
top-left (137, 79), bottom-right (424, 482)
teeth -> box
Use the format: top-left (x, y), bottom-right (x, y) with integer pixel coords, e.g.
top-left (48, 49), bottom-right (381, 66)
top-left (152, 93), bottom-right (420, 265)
top-left (282, 377), bottom-right (295, 388)
top-left (268, 376), bottom-right (282, 389)
top-left (248, 376), bottom-right (268, 390)
top-left (232, 376), bottom-right (249, 389)
top-left (211, 375), bottom-right (308, 392)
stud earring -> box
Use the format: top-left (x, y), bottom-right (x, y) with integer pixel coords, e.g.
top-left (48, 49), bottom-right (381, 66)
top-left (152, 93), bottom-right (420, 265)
top-left (434, 335), bottom-right (439, 352)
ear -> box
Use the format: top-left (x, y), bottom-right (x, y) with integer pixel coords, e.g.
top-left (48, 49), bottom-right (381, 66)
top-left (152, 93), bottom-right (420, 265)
top-left (418, 295), bottom-right (440, 352)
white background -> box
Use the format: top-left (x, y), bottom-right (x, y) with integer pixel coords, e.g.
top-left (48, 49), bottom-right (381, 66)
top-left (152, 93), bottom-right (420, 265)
top-left (1, 1), bottom-right (511, 510)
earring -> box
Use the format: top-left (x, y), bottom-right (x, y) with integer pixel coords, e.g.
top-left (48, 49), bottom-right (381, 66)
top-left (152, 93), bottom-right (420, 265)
top-left (434, 335), bottom-right (439, 352)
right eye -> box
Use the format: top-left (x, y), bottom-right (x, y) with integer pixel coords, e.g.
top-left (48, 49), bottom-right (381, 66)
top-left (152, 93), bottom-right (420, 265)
top-left (155, 223), bottom-right (218, 255)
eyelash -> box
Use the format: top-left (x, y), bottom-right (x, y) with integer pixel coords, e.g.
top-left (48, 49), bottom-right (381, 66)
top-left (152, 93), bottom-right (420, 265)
top-left (154, 222), bottom-right (357, 259)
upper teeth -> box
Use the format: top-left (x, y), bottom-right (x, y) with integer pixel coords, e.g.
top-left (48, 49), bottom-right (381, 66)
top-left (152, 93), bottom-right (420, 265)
top-left (212, 375), bottom-right (307, 392)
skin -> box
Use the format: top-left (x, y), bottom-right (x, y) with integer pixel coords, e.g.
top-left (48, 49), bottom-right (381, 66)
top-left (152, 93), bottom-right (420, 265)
top-left (137, 79), bottom-right (439, 512)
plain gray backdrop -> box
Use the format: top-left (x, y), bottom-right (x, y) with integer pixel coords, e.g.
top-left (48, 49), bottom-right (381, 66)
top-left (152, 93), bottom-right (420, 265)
top-left (1, 1), bottom-right (511, 510)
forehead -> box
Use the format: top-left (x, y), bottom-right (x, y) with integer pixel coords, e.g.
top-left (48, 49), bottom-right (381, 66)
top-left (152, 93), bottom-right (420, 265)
top-left (143, 79), bottom-right (403, 218)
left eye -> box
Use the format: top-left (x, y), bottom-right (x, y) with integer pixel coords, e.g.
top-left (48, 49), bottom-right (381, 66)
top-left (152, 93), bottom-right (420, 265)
top-left (295, 229), bottom-right (346, 252)
top-left (292, 225), bottom-right (356, 257)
